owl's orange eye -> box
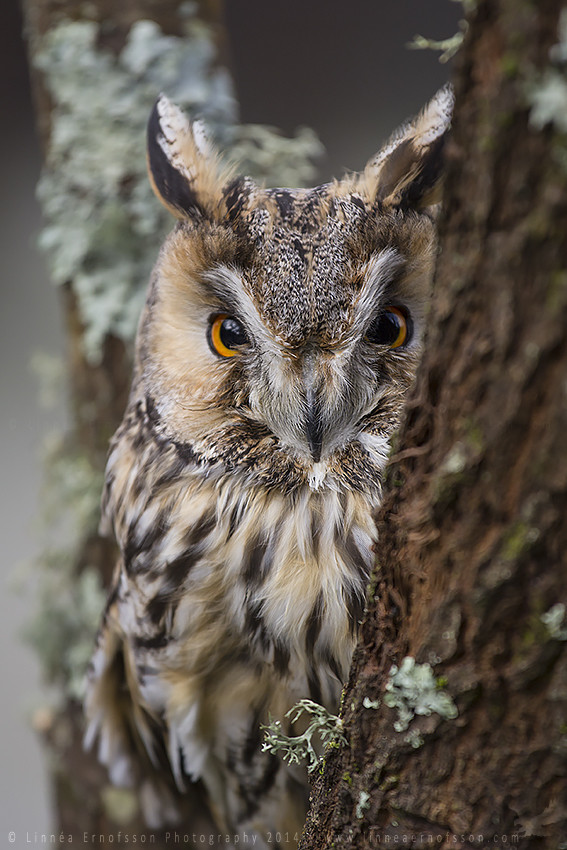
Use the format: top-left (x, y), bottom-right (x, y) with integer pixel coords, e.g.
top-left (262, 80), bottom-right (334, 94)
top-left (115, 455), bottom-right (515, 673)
top-left (208, 314), bottom-right (249, 358)
top-left (366, 306), bottom-right (411, 349)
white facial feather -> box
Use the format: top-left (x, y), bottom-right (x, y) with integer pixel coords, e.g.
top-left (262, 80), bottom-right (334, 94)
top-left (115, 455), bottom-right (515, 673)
top-left (416, 83), bottom-right (455, 147)
top-left (352, 249), bottom-right (404, 335)
top-left (203, 265), bottom-right (283, 358)
top-left (156, 94), bottom-right (197, 182)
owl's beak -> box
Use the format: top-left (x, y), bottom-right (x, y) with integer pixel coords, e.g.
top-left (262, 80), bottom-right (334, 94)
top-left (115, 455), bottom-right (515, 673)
top-left (305, 388), bottom-right (323, 463)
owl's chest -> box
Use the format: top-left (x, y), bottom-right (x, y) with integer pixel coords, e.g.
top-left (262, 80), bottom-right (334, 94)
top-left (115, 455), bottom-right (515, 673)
top-left (164, 480), bottom-right (375, 679)
top-left (122, 473), bottom-right (378, 688)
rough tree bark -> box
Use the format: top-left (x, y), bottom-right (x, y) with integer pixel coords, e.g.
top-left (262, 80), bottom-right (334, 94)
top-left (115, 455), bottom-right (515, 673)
top-left (301, 1), bottom-right (567, 847)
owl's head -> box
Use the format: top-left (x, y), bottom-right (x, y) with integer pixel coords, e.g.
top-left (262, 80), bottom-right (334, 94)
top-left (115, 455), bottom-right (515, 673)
top-left (135, 88), bottom-right (453, 494)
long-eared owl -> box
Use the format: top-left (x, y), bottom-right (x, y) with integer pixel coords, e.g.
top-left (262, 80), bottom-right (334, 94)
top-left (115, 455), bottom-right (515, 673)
top-left (85, 86), bottom-right (453, 843)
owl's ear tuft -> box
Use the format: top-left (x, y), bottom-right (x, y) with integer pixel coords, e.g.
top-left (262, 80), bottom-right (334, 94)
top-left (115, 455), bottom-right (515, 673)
top-left (147, 95), bottom-right (223, 220)
top-left (363, 84), bottom-right (454, 212)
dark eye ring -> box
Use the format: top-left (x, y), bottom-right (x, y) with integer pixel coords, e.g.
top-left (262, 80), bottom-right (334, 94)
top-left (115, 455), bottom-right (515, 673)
top-left (365, 306), bottom-right (412, 349)
top-left (208, 314), bottom-right (249, 358)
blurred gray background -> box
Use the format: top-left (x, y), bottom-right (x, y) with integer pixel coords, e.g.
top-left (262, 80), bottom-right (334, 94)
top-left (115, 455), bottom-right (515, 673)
top-left (1, 0), bottom-right (458, 837)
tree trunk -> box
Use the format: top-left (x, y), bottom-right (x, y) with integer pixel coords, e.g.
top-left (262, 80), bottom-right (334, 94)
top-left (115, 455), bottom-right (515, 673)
top-left (301, 1), bottom-right (567, 847)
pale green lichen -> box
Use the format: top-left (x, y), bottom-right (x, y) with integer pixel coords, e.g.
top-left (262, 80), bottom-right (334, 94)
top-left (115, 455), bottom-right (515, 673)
top-left (404, 728), bottom-right (425, 748)
top-left (262, 699), bottom-right (347, 774)
top-left (408, 0), bottom-right (475, 63)
top-left (408, 31), bottom-right (465, 64)
top-left (101, 786), bottom-right (139, 825)
top-left (41, 438), bottom-right (104, 532)
top-left (383, 657), bottom-right (458, 733)
top-left (229, 124), bottom-right (323, 189)
top-left (362, 696), bottom-right (381, 710)
top-left (433, 440), bottom-right (475, 507)
top-left (26, 567), bottom-right (107, 701)
top-left (440, 441), bottom-right (468, 476)
top-left (500, 521), bottom-right (540, 562)
top-left (35, 14), bottom-right (323, 364)
top-left (541, 603), bottom-right (567, 641)
top-left (24, 439), bottom-right (106, 700)
top-left (355, 790), bottom-right (371, 819)
top-left (527, 9), bottom-right (567, 134)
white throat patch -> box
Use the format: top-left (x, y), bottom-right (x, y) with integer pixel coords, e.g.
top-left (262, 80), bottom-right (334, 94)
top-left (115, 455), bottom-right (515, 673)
top-left (308, 460), bottom-right (329, 491)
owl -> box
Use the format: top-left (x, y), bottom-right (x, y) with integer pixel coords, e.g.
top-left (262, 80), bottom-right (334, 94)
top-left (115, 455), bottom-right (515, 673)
top-left (85, 86), bottom-right (453, 843)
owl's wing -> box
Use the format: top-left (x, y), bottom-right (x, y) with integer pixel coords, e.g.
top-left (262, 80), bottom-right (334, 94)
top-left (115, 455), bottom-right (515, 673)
top-left (84, 563), bottom-right (210, 828)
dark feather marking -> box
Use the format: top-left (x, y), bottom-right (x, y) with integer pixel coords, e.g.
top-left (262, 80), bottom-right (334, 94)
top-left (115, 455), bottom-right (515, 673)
top-left (244, 519), bottom-right (282, 586)
top-left (293, 236), bottom-right (306, 262)
top-left (311, 511), bottom-right (322, 561)
top-left (153, 457), bottom-right (188, 489)
top-left (242, 706), bottom-right (265, 765)
top-left (147, 592), bottom-right (171, 626)
top-left (242, 533), bottom-right (269, 587)
top-left (138, 514), bottom-right (168, 553)
top-left (99, 577), bottom-right (120, 628)
top-left (400, 134), bottom-right (447, 208)
top-left (173, 439), bottom-right (199, 466)
top-left (136, 662), bottom-right (161, 678)
top-left (134, 631), bottom-right (169, 651)
top-left (272, 189), bottom-right (294, 220)
top-left (131, 428), bottom-right (145, 452)
top-left (129, 474), bottom-right (143, 503)
top-left (147, 100), bottom-right (202, 217)
top-left (162, 549), bottom-right (199, 591)
top-left (226, 747), bottom-right (237, 773)
top-left (350, 194), bottom-right (367, 212)
top-left (124, 511), bottom-right (168, 575)
top-left (102, 473), bottom-right (114, 504)
top-left (305, 592), bottom-right (324, 659)
top-left (186, 509), bottom-right (216, 547)
top-left (325, 651), bottom-right (344, 684)
top-left (297, 184), bottom-right (330, 234)
top-left (336, 528), bottom-right (364, 575)
top-left (108, 645), bottom-right (174, 780)
top-left (145, 515), bottom-right (214, 621)
top-left (245, 599), bottom-right (270, 652)
top-left (123, 530), bottom-right (138, 575)
top-left (375, 135), bottom-right (447, 209)
top-left (374, 137), bottom-right (415, 203)
top-left (144, 394), bottom-right (160, 427)
top-left (139, 704), bottom-right (177, 778)
top-left (307, 666), bottom-right (323, 705)
top-left (237, 752), bottom-right (281, 823)
top-left (225, 705), bottom-right (281, 822)
top-left (223, 177), bottom-right (251, 222)
top-left (141, 395), bottom-right (200, 470)
top-left (228, 502), bottom-right (241, 538)
top-left (273, 641), bottom-right (290, 675)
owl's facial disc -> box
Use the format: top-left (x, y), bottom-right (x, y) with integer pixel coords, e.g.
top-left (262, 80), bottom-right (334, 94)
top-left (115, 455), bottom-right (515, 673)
top-left (198, 260), bottom-right (422, 470)
top-left (150, 232), bottom-right (429, 486)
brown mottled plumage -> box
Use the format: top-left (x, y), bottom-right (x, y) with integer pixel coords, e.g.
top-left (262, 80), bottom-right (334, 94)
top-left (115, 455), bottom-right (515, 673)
top-left (85, 87), bottom-right (453, 844)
